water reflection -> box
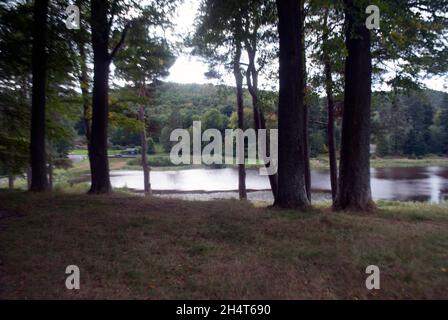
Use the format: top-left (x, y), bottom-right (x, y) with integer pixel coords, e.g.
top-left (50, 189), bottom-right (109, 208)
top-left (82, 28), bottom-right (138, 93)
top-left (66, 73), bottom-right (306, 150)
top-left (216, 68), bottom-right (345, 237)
top-left (372, 166), bottom-right (448, 203)
top-left (109, 166), bottom-right (448, 203)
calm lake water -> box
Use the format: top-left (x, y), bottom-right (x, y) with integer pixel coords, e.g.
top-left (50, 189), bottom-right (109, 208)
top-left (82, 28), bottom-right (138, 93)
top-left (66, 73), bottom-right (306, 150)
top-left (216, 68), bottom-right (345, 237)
top-left (109, 166), bottom-right (448, 203)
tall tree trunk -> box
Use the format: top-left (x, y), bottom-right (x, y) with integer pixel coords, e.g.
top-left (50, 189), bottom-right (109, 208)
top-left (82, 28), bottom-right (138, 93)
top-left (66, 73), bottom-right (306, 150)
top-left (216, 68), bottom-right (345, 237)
top-left (8, 175), bottom-right (14, 190)
top-left (325, 60), bottom-right (338, 202)
top-left (234, 18), bottom-right (247, 200)
top-left (245, 52), bottom-right (262, 131)
top-left (245, 52), bottom-right (278, 204)
top-left (334, 0), bottom-right (375, 211)
top-left (275, 0), bottom-right (309, 209)
top-left (29, 0), bottom-right (49, 192)
top-left (322, 7), bottom-right (338, 202)
top-left (303, 105), bottom-right (311, 202)
top-left (301, 0), bottom-right (311, 203)
top-left (139, 104), bottom-right (151, 195)
top-left (235, 66), bottom-right (247, 200)
top-left (260, 111), bottom-right (279, 204)
top-left (78, 43), bottom-right (92, 146)
top-left (27, 167), bottom-right (32, 189)
top-left (48, 152), bottom-right (53, 191)
top-left (88, 0), bottom-right (112, 194)
top-left (390, 89), bottom-right (402, 156)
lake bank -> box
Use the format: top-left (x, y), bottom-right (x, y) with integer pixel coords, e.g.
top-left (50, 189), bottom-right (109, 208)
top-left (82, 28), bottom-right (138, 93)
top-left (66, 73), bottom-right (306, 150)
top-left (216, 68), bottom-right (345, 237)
top-left (3, 156), bottom-right (448, 203)
top-left (67, 152), bottom-right (448, 169)
top-left (0, 191), bottom-right (447, 299)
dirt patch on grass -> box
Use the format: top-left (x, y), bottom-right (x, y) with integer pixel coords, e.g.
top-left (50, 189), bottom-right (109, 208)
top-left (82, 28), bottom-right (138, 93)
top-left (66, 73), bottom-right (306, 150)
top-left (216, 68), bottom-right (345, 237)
top-left (0, 191), bottom-right (447, 299)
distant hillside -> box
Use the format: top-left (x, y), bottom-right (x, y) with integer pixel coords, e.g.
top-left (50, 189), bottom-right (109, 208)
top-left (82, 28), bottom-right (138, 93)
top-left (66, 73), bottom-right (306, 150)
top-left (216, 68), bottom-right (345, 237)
top-left (150, 81), bottom-right (447, 113)
top-left (152, 82), bottom-right (254, 116)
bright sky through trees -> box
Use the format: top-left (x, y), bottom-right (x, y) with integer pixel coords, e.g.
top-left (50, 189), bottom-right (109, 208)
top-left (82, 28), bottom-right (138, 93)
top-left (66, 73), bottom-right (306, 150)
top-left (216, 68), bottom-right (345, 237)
top-left (164, 0), bottom-right (447, 92)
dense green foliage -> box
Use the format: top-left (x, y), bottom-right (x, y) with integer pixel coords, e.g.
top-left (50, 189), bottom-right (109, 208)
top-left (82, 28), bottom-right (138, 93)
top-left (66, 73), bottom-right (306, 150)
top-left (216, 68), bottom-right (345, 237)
top-left (373, 89), bottom-right (448, 157)
top-left (104, 82), bottom-right (447, 158)
top-left (0, 1), bottom-right (81, 179)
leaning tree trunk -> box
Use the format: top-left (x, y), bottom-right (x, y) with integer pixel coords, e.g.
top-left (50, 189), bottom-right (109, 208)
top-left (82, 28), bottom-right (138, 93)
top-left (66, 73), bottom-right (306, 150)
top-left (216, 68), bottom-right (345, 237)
top-left (334, 0), bottom-right (375, 211)
top-left (245, 51), bottom-right (278, 204)
top-left (260, 111), bottom-right (279, 204)
top-left (139, 104), bottom-right (151, 195)
top-left (322, 7), bottom-right (338, 202)
top-left (88, 0), bottom-right (112, 194)
top-left (29, 0), bottom-right (49, 192)
top-left (275, 0), bottom-right (309, 209)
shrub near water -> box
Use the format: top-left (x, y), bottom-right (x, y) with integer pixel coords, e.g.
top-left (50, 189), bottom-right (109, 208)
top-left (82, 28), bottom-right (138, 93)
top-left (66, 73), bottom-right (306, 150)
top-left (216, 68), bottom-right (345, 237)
top-left (127, 155), bottom-right (176, 167)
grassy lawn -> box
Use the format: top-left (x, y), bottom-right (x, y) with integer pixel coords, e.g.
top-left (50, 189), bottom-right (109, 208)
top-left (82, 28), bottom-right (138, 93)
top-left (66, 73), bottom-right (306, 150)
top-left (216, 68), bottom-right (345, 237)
top-left (370, 157), bottom-right (448, 168)
top-left (310, 155), bottom-right (448, 169)
top-left (110, 155), bottom-right (448, 172)
top-left (70, 149), bottom-right (122, 156)
top-left (69, 149), bottom-right (448, 170)
top-left (0, 191), bottom-right (447, 299)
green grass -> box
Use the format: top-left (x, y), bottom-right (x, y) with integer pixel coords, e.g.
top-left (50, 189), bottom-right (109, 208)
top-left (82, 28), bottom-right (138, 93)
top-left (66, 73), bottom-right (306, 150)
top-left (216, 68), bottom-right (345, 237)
top-left (0, 191), bottom-right (447, 299)
top-left (67, 149), bottom-right (448, 169)
top-left (125, 154), bottom-right (263, 170)
top-left (70, 149), bottom-right (89, 155)
top-left (370, 156), bottom-right (448, 168)
top-left (310, 155), bottom-right (448, 169)
top-left (0, 158), bottom-right (129, 191)
top-left (70, 149), bottom-right (122, 156)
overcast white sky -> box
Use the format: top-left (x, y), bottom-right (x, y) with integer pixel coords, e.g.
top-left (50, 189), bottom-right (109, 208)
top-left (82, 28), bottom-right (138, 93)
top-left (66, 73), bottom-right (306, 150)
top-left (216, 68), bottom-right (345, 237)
top-left (163, 0), bottom-right (447, 92)
top-left (165, 0), bottom-right (213, 85)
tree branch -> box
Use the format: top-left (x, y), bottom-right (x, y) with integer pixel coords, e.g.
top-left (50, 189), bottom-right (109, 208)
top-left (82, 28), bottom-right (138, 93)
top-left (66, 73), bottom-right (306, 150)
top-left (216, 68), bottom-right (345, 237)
top-left (109, 23), bottom-right (130, 61)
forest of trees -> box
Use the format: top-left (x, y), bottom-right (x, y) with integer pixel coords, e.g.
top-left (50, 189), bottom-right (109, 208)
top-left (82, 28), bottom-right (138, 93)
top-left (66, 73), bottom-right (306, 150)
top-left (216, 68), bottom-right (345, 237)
top-left (103, 83), bottom-right (448, 158)
top-left (0, 0), bottom-right (447, 211)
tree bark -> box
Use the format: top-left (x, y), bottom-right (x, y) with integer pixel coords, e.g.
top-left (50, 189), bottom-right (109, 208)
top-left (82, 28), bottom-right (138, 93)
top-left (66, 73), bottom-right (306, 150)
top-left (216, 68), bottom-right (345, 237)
top-left (48, 152), bottom-right (53, 191)
top-left (260, 111), bottom-right (279, 204)
top-left (8, 175), bottom-right (14, 190)
top-left (322, 7), bottom-right (338, 203)
top-left (234, 17), bottom-right (247, 200)
top-left (29, 0), bottom-right (49, 192)
top-left (275, 0), bottom-right (309, 209)
top-left (139, 104), bottom-right (151, 195)
top-left (78, 43), bottom-right (92, 146)
top-left (334, 0), bottom-right (375, 211)
top-left (88, 0), bottom-right (112, 194)
top-left (301, 0), bottom-right (311, 203)
top-left (27, 167), bottom-right (32, 189)
top-left (244, 43), bottom-right (262, 131)
top-left (303, 104), bottom-right (311, 202)
top-left (245, 50), bottom-right (278, 204)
